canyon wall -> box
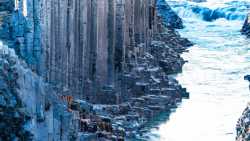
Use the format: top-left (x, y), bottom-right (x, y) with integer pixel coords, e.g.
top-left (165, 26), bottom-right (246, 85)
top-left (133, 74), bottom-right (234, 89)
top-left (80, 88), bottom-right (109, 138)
top-left (1, 0), bottom-right (158, 102)
top-left (0, 0), bottom-right (192, 140)
top-left (39, 0), bottom-right (159, 103)
top-left (1, 0), bottom-right (190, 104)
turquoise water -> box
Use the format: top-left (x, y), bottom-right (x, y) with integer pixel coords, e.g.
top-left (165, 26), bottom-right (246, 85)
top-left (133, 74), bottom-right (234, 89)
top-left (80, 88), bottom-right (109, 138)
top-left (147, 0), bottom-right (250, 140)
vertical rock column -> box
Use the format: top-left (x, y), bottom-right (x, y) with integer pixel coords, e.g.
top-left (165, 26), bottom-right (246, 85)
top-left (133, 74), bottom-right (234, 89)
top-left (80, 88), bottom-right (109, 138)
top-left (41, 0), bottom-right (89, 99)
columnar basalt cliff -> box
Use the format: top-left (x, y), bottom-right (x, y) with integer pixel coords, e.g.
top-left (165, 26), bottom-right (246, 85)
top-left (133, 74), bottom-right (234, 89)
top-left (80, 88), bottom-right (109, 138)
top-left (40, 0), bottom-right (164, 102)
top-left (0, 0), bottom-right (192, 140)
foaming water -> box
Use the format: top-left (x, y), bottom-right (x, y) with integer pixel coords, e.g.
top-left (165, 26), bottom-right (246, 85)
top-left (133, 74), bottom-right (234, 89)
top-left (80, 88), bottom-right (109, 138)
top-left (168, 0), bottom-right (249, 21)
top-left (146, 0), bottom-right (250, 141)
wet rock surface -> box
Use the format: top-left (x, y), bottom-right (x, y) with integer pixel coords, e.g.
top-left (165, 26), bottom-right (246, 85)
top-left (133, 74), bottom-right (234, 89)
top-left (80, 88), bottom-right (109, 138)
top-left (242, 13), bottom-right (250, 37)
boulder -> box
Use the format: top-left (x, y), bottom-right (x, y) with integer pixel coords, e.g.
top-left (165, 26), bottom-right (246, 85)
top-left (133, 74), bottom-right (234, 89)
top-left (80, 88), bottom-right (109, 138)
top-left (244, 75), bottom-right (250, 81)
top-left (241, 13), bottom-right (250, 37)
top-left (156, 0), bottom-right (184, 29)
top-left (71, 99), bottom-right (93, 113)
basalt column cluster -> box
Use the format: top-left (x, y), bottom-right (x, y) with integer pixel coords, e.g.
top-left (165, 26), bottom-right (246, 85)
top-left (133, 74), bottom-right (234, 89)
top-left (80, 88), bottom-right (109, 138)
top-left (39, 0), bottom-right (161, 103)
top-left (3, 0), bottom-right (190, 103)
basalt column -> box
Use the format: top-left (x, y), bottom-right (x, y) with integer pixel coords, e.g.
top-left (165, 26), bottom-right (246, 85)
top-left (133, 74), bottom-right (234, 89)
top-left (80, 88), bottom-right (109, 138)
top-left (41, 0), bottom-right (89, 99)
top-left (94, 0), bottom-right (116, 103)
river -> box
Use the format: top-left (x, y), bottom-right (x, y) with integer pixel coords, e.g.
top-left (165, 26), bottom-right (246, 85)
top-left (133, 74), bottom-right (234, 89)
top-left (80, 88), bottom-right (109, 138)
top-left (146, 0), bottom-right (250, 141)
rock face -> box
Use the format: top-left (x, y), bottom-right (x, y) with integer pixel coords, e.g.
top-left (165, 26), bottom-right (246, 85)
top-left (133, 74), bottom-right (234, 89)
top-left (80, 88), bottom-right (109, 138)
top-left (0, 43), bottom-right (33, 141)
top-left (241, 13), bottom-right (250, 37)
top-left (0, 0), bottom-right (193, 140)
top-left (0, 42), bottom-right (79, 141)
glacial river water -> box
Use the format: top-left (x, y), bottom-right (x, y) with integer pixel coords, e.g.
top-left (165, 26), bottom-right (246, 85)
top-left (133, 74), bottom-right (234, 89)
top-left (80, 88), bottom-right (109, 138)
top-left (146, 0), bottom-right (250, 141)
